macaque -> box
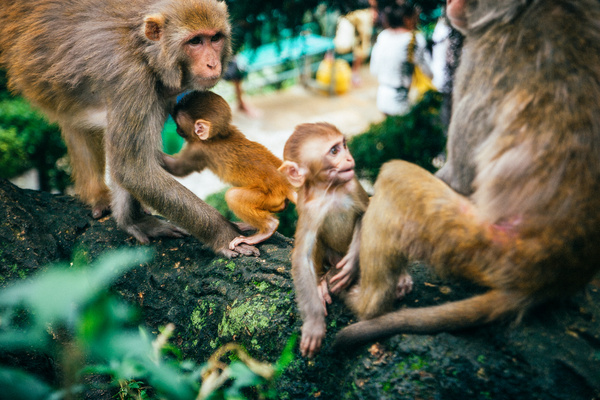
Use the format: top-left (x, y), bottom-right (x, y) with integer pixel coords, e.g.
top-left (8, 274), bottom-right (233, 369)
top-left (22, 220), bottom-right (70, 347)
top-left (0, 0), bottom-right (259, 258)
top-left (162, 91), bottom-right (296, 249)
top-left (279, 122), bottom-right (370, 358)
top-left (334, 0), bottom-right (600, 349)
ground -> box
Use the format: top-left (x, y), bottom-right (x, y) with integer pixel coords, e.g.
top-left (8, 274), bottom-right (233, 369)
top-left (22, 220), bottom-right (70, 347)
top-left (1, 179), bottom-right (599, 399)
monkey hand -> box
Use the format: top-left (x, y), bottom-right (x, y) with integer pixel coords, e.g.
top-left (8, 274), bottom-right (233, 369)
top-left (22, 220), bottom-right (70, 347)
top-left (329, 252), bottom-right (359, 294)
top-left (300, 319), bottom-right (326, 358)
top-left (318, 278), bottom-right (332, 316)
top-left (218, 243), bottom-right (260, 259)
top-left (122, 214), bottom-right (188, 244)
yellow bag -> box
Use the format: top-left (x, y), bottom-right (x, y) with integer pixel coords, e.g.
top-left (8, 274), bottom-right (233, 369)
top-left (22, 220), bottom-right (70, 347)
top-left (316, 57), bottom-right (352, 95)
top-left (407, 32), bottom-right (436, 103)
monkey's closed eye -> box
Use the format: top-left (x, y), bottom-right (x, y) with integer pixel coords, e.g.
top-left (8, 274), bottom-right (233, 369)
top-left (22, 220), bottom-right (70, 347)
top-left (211, 33), bottom-right (224, 42)
top-left (188, 36), bottom-right (203, 45)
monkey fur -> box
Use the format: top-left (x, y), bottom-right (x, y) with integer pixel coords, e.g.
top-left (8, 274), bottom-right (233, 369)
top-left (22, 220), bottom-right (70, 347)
top-left (334, 0), bottom-right (600, 349)
top-left (0, 0), bottom-right (260, 258)
top-left (280, 122), bottom-right (370, 358)
top-left (162, 91), bottom-right (296, 249)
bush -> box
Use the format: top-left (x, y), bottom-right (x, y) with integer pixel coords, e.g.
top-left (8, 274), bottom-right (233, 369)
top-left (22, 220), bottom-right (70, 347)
top-left (349, 91), bottom-right (446, 181)
top-left (0, 97), bottom-right (69, 192)
top-left (0, 126), bottom-right (28, 179)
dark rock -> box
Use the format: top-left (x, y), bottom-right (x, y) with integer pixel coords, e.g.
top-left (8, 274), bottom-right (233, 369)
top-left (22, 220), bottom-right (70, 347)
top-left (1, 178), bottom-right (599, 399)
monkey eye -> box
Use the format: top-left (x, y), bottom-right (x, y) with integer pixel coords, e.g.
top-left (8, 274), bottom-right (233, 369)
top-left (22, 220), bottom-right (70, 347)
top-left (211, 33), bottom-right (224, 42)
top-left (329, 145), bottom-right (340, 155)
top-left (188, 36), bottom-right (203, 45)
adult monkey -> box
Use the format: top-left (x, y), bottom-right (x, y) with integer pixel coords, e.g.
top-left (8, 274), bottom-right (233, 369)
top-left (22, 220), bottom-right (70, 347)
top-left (0, 0), bottom-right (258, 258)
top-left (334, 0), bottom-right (600, 348)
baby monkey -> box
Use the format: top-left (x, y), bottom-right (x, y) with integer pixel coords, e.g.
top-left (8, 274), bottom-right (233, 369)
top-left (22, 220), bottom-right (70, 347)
top-left (162, 91), bottom-right (296, 250)
top-left (279, 122), bottom-right (370, 358)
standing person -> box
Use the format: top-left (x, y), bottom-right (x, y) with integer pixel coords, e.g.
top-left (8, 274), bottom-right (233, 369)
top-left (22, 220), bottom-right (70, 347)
top-left (334, 3), bottom-right (377, 86)
top-left (370, 3), bottom-right (432, 116)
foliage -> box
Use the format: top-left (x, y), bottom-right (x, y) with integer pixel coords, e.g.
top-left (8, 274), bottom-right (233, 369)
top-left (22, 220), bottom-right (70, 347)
top-left (0, 126), bottom-right (28, 179)
top-left (205, 189), bottom-right (298, 238)
top-left (0, 248), bottom-right (295, 400)
top-left (0, 96), bottom-right (69, 192)
top-left (349, 91), bottom-right (446, 181)
top-left (225, 0), bottom-right (445, 48)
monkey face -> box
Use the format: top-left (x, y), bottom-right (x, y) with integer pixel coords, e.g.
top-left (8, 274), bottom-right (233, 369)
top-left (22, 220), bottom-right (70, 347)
top-left (320, 136), bottom-right (356, 185)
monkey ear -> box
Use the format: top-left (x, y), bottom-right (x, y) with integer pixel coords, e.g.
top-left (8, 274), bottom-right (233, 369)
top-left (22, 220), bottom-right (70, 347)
top-left (194, 119), bottom-right (212, 140)
top-left (144, 14), bottom-right (165, 41)
top-left (279, 161), bottom-right (306, 188)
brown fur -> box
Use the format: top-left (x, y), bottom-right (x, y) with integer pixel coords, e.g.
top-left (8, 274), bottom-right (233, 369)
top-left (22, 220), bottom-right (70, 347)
top-left (0, 0), bottom-right (261, 257)
top-left (162, 91), bottom-right (296, 248)
top-left (334, 0), bottom-right (600, 349)
top-left (280, 123), bottom-right (370, 358)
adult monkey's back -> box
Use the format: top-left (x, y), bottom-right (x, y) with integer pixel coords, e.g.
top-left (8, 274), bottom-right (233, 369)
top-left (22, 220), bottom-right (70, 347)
top-left (334, 0), bottom-right (600, 349)
top-left (0, 0), bottom-right (259, 258)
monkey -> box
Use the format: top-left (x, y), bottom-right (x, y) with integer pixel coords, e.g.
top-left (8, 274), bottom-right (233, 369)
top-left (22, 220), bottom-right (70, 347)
top-left (161, 90), bottom-right (296, 249)
top-left (278, 122), bottom-right (370, 358)
top-left (0, 0), bottom-right (259, 258)
top-left (333, 0), bottom-right (600, 349)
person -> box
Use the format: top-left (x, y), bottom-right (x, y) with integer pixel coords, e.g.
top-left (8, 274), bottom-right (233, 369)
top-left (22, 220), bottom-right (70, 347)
top-left (333, 1), bottom-right (377, 86)
top-left (222, 56), bottom-right (260, 117)
top-left (222, 21), bottom-right (261, 117)
top-left (369, 3), bottom-right (432, 116)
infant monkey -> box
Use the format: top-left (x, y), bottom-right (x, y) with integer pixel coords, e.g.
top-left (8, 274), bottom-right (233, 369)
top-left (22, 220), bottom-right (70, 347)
top-left (279, 122), bottom-right (371, 358)
top-left (162, 91), bottom-right (296, 250)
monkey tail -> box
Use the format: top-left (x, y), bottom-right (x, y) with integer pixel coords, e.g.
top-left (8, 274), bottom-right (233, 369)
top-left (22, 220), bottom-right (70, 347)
top-left (333, 290), bottom-right (530, 351)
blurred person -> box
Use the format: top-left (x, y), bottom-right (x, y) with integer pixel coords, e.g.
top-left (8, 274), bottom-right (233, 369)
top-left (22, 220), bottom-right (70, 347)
top-left (370, 2), bottom-right (432, 116)
top-left (334, 1), bottom-right (378, 86)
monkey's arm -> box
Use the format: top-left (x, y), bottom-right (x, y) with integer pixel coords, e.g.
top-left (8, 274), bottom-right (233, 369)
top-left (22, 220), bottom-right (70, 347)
top-left (107, 93), bottom-right (258, 258)
top-left (329, 217), bottom-right (362, 294)
top-left (161, 152), bottom-right (205, 177)
top-left (292, 216), bottom-right (327, 358)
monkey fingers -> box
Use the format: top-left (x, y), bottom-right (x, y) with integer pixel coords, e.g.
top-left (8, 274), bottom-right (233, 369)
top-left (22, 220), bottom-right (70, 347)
top-left (329, 253), bottom-right (359, 294)
top-left (318, 278), bottom-right (332, 316)
top-left (300, 320), bottom-right (326, 358)
top-left (229, 243), bottom-right (260, 257)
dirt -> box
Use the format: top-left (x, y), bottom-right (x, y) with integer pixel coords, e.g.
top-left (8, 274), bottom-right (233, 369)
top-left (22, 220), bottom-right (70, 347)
top-left (1, 179), bottom-right (599, 399)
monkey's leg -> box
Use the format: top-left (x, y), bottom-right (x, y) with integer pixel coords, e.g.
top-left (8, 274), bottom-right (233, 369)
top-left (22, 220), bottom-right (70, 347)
top-left (353, 160), bottom-right (490, 320)
top-left (61, 125), bottom-right (110, 218)
top-left (111, 184), bottom-right (187, 244)
top-left (225, 187), bottom-right (279, 248)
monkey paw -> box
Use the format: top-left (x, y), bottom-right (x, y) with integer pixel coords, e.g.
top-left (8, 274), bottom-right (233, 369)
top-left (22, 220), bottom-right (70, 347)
top-left (301, 320), bottom-right (326, 358)
top-left (91, 199), bottom-right (111, 219)
top-left (220, 243), bottom-right (260, 259)
top-left (396, 273), bottom-right (414, 300)
top-left (122, 215), bottom-right (188, 244)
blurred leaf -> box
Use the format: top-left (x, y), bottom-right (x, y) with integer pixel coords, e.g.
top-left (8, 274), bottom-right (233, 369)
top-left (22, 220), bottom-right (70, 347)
top-left (0, 367), bottom-right (54, 400)
top-left (0, 248), bottom-right (153, 350)
top-left (274, 334), bottom-right (297, 376)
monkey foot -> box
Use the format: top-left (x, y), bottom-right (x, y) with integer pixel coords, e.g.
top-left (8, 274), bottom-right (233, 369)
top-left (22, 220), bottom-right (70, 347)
top-left (396, 273), bottom-right (414, 299)
top-left (91, 200), bottom-right (111, 219)
top-left (122, 215), bottom-right (188, 244)
top-left (228, 232), bottom-right (273, 250)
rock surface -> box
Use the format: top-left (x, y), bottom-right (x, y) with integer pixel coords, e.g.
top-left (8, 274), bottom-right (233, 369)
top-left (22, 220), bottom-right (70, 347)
top-left (1, 178), bottom-right (599, 399)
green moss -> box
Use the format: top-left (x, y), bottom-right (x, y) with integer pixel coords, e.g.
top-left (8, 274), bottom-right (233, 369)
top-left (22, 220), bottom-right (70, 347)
top-left (190, 301), bottom-right (216, 333)
top-left (219, 297), bottom-right (271, 338)
top-left (253, 281), bottom-right (270, 292)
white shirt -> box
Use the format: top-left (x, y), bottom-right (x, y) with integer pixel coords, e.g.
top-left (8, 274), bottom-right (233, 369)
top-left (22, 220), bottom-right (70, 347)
top-left (370, 29), bottom-right (432, 115)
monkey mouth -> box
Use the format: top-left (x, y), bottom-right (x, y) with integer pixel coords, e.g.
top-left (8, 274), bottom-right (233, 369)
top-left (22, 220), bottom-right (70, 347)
top-left (338, 168), bottom-right (355, 181)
